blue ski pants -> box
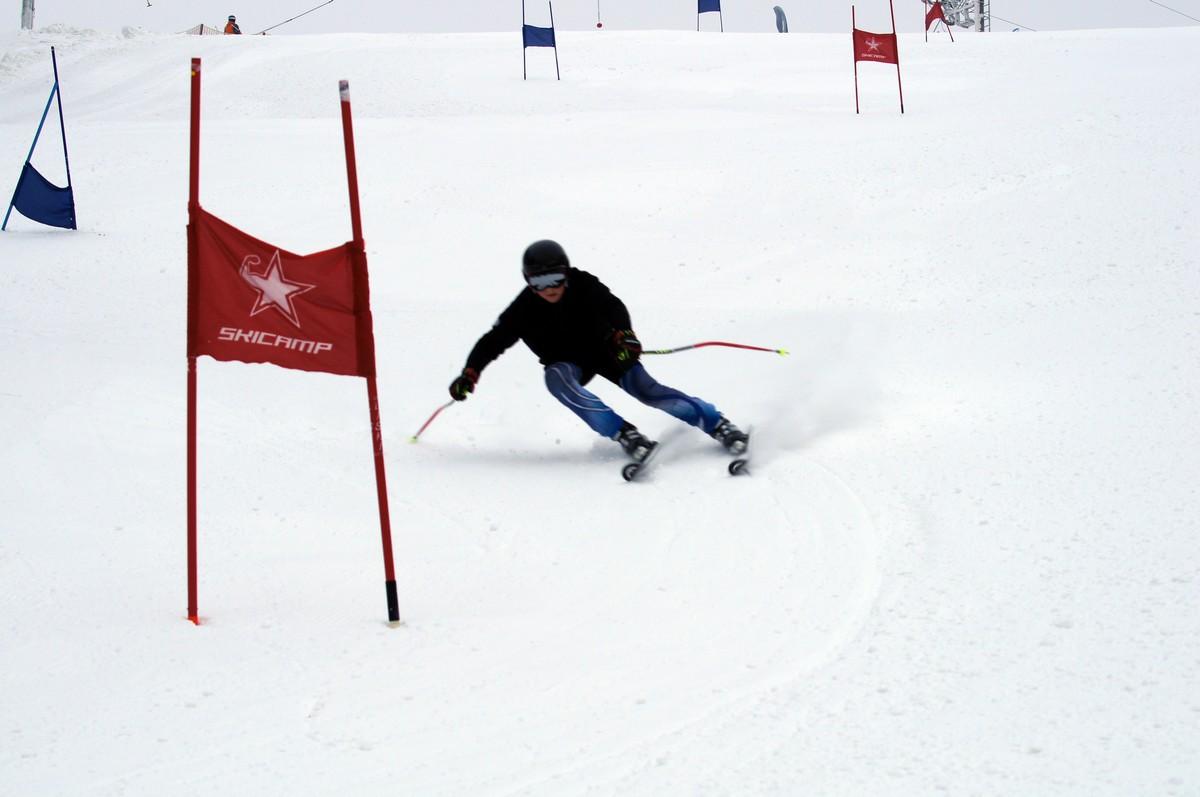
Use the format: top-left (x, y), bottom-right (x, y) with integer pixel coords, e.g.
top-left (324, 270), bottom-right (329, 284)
top-left (543, 362), bottom-right (722, 440)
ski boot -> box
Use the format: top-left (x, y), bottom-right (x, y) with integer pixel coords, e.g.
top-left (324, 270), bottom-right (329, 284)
top-left (711, 417), bottom-right (749, 457)
top-left (615, 421), bottom-right (656, 463)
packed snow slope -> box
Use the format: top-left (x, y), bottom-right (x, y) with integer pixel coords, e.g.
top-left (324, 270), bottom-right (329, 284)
top-left (1, 24), bottom-right (1197, 797)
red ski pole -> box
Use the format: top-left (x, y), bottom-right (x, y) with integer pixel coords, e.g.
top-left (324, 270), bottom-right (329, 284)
top-left (410, 400), bottom-right (455, 443)
top-left (643, 340), bottom-right (789, 356)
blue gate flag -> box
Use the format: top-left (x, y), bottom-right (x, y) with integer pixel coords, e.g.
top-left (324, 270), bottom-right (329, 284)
top-left (10, 162), bottom-right (75, 229)
top-left (521, 0), bottom-right (561, 80)
top-left (697, 0), bottom-right (723, 31)
top-left (522, 25), bottom-right (556, 47)
top-left (3, 47), bottom-right (76, 232)
top-left (774, 6), bottom-right (789, 32)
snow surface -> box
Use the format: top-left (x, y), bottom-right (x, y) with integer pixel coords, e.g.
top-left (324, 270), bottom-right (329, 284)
top-left (1, 23), bottom-right (1198, 796)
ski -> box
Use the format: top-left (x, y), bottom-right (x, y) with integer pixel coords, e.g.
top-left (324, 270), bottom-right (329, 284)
top-left (726, 426), bottom-right (752, 476)
top-left (621, 439), bottom-right (663, 482)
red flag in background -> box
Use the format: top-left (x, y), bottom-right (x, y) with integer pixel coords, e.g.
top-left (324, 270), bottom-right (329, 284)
top-left (925, 1), bottom-right (947, 30)
top-left (188, 207), bottom-right (374, 378)
top-left (852, 2), bottom-right (904, 113)
top-left (853, 27), bottom-right (899, 64)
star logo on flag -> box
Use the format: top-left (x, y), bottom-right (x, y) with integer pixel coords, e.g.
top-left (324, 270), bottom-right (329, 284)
top-left (239, 250), bottom-right (316, 328)
top-left (866, 37), bottom-right (882, 51)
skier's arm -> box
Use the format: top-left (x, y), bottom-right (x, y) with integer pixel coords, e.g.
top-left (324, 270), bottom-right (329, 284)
top-left (465, 312), bottom-right (520, 375)
top-left (595, 282), bottom-right (639, 362)
top-left (448, 305), bottom-right (522, 400)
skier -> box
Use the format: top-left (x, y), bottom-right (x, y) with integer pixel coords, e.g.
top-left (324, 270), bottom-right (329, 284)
top-left (448, 239), bottom-right (748, 463)
top-left (224, 15), bottom-right (242, 34)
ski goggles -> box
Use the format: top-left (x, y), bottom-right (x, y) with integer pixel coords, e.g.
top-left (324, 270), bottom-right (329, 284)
top-left (527, 271), bottom-right (567, 291)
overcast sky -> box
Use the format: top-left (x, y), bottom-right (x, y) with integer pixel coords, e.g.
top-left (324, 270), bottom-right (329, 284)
top-left (11, 0), bottom-right (1199, 35)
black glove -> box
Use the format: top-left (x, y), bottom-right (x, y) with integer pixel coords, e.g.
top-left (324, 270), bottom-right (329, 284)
top-left (449, 367), bottom-right (479, 401)
top-left (611, 329), bottom-right (642, 365)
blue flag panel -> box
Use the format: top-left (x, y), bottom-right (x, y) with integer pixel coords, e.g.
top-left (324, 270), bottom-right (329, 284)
top-left (11, 161), bottom-right (76, 229)
top-left (522, 25), bottom-right (556, 47)
top-left (699, 0), bottom-right (721, 13)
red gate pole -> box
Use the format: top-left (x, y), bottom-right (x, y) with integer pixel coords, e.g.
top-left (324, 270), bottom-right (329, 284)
top-left (186, 58), bottom-right (202, 625)
top-left (890, 0), bottom-right (905, 113)
top-left (338, 80), bottom-right (400, 624)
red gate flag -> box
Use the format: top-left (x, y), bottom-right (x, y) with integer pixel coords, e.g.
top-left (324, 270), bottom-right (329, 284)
top-left (925, 1), bottom-right (947, 30)
top-left (852, 2), bottom-right (904, 114)
top-left (188, 208), bottom-right (375, 378)
top-left (924, 0), bottom-right (953, 42)
top-left (186, 58), bottom-right (399, 627)
top-left (853, 28), bottom-right (898, 64)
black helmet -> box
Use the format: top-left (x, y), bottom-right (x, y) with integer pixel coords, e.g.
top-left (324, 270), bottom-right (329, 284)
top-left (521, 239), bottom-right (569, 280)
top-left (229, 15), bottom-right (236, 20)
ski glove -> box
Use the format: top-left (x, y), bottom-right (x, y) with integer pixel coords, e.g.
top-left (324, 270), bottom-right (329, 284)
top-left (611, 329), bottom-right (642, 364)
top-left (449, 367), bottom-right (479, 401)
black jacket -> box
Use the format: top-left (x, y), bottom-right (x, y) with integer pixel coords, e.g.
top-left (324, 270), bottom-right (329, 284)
top-left (466, 268), bottom-right (633, 381)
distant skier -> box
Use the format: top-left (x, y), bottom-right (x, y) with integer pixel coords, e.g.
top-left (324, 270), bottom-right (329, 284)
top-left (448, 239), bottom-right (748, 462)
top-left (224, 15), bottom-right (242, 34)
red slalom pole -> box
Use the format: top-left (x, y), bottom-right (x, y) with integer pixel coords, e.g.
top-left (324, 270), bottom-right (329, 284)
top-left (186, 57), bottom-right (201, 626)
top-left (890, 0), bottom-right (905, 114)
top-left (339, 79), bottom-right (400, 625)
top-left (643, 341), bottom-right (790, 356)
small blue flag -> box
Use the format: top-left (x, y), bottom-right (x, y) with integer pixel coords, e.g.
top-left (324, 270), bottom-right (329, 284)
top-left (4, 48), bottom-right (77, 232)
top-left (522, 24), bottom-right (556, 48)
top-left (10, 161), bottom-right (76, 230)
top-left (699, 0), bottom-right (721, 13)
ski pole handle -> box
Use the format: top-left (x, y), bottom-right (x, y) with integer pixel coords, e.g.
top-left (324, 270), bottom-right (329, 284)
top-left (410, 400), bottom-right (455, 443)
top-left (643, 340), bottom-right (789, 356)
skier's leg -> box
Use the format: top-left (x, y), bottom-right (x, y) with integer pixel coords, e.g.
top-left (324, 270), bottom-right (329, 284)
top-left (617, 363), bottom-right (722, 434)
top-left (544, 362), bottom-right (625, 439)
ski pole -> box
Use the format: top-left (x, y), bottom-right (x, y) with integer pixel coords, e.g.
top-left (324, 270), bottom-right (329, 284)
top-left (643, 341), bottom-right (789, 356)
top-left (410, 400), bottom-right (455, 443)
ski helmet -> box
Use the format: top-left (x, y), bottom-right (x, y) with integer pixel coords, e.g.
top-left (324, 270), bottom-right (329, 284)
top-left (521, 239), bottom-right (569, 280)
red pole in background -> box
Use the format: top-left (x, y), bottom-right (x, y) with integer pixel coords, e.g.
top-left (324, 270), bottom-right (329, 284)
top-left (338, 80), bottom-right (400, 625)
top-left (852, 6), bottom-right (861, 114)
top-left (186, 57), bottom-right (201, 625)
top-left (890, 0), bottom-right (905, 113)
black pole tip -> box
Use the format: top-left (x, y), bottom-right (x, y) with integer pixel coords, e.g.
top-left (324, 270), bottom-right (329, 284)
top-left (385, 580), bottom-right (399, 623)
